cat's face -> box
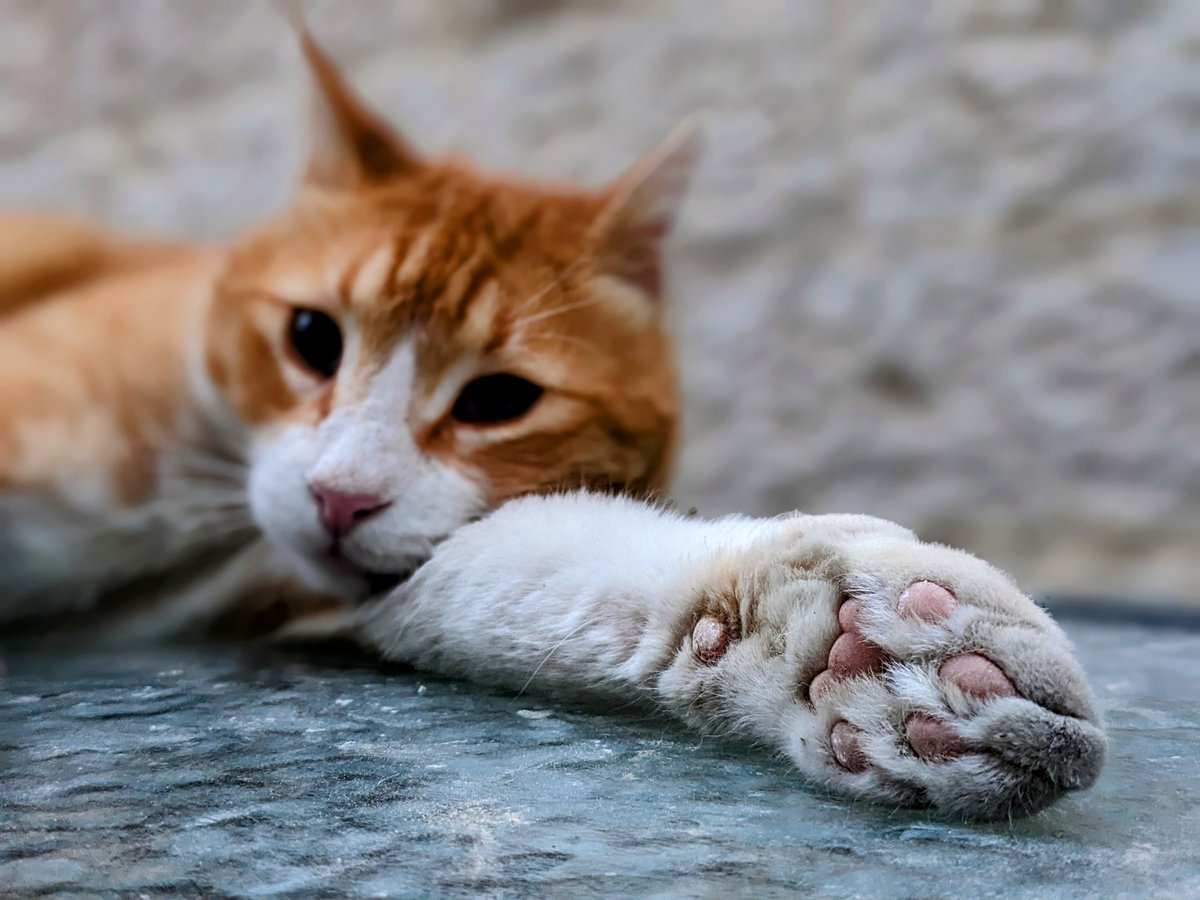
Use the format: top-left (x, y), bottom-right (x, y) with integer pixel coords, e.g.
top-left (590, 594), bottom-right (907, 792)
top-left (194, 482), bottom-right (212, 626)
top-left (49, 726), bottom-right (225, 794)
top-left (204, 27), bottom-right (694, 597)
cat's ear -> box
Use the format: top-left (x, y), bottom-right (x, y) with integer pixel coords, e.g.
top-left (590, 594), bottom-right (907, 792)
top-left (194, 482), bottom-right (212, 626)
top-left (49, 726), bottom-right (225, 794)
top-left (591, 120), bottom-right (702, 299)
top-left (290, 13), bottom-right (422, 190)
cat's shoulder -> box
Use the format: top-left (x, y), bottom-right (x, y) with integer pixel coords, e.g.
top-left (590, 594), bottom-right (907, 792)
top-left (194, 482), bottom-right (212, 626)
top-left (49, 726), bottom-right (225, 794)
top-left (0, 210), bottom-right (211, 321)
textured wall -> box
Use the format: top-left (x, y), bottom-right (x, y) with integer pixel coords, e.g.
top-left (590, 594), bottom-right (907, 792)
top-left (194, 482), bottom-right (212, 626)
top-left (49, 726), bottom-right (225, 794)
top-left (2, 0), bottom-right (1198, 600)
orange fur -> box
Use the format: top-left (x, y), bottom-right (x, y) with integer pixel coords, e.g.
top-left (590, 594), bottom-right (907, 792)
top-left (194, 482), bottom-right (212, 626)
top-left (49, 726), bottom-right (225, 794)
top-left (0, 24), bottom-right (695, 635)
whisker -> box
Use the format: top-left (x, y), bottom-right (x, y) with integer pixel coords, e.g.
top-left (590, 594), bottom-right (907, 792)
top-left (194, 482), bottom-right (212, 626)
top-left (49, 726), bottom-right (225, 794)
top-left (512, 293), bottom-right (609, 329)
top-left (518, 332), bottom-right (599, 354)
top-left (513, 276), bottom-right (564, 316)
top-left (513, 258), bottom-right (585, 316)
top-left (517, 614), bottom-right (605, 696)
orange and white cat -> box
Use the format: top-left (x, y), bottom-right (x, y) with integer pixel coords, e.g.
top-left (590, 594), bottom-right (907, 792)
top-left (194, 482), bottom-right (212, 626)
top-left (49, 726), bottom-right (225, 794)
top-left (0, 26), bottom-right (1104, 818)
top-left (0, 26), bottom-right (684, 634)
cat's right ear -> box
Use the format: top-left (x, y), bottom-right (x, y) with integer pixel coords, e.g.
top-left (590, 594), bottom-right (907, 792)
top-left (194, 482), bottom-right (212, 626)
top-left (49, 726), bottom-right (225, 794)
top-left (590, 120), bottom-right (702, 300)
top-left (289, 11), bottom-right (422, 190)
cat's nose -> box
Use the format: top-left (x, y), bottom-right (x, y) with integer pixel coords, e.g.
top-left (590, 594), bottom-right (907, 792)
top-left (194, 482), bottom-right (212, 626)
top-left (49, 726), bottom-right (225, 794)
top-left (309, 484), bottom-right (391, 539)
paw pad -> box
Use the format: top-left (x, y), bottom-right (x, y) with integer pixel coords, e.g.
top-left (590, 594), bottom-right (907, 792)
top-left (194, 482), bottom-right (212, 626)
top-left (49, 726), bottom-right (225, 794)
top-left (692, 615), bottom-right (731, 665)
top-left (904, 713), bottom-right (967, 760)
top-left (830, 720), bottom-right (869, 773)
top-left (897, 580), bottom-right (957, 621)
top-left (939, 653), bottom-right (1016, 699)
top-left (828, 630), bottom-right (886, 676)
top-left (816, 583), bottom-right (1026, 779)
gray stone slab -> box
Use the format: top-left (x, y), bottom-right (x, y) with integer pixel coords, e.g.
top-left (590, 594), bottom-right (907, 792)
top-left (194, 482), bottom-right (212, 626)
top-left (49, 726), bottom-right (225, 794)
top-left (1, 619), bottom-right (1196, 898)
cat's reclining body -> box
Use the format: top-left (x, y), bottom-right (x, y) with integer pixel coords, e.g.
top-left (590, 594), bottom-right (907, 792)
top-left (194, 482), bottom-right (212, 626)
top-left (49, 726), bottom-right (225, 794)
top-left (0, 26), bottom-right (1104, 819)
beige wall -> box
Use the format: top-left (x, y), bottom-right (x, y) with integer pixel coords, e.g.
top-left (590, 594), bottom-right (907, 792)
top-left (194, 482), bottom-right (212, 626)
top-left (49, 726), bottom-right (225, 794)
top-left (2, 0), bottom-right (1197, 601)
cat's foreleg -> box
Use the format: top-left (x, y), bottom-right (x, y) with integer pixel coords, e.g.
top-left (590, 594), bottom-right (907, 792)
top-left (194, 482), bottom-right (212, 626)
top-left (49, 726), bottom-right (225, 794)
top-left (361, 492), bottom-right (1105, 819)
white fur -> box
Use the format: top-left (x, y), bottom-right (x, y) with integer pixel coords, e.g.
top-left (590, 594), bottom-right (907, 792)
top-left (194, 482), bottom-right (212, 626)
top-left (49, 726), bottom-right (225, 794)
top-left (249, 339), bottom-right (486, 595)
top-left (362, 492), bottom-right (1106, 819)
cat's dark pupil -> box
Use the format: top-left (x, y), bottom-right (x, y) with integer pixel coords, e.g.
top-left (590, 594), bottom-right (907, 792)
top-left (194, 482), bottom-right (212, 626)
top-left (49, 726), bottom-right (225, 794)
top-left (452, 374), bottom-right (543, 425)
top-left (289, 309), bottom-right (342, 378)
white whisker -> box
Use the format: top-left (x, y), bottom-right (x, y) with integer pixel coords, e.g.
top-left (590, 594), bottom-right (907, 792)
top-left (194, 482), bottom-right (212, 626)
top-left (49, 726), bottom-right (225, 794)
top-left (518, 614), bottom-right (604, 696)
top-left (519, 332), bottom-right (599, 354)
top-left (512, 293), bottom-right (609, 329)
top-left (512, 256), bottom-right (590, 318)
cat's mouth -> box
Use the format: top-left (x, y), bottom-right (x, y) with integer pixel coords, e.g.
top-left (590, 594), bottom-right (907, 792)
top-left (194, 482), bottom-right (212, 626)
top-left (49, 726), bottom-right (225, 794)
top-left (318, 537), bottom-right (444, 602)
top-left (312, 532), bottom-right (456, 602)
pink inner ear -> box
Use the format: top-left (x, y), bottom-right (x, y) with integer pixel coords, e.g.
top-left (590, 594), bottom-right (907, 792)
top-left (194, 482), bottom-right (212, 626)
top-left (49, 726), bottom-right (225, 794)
top-left (594, 122), bottom-right (701, 297)
top-left (612, 243), bottom-right (664, 299)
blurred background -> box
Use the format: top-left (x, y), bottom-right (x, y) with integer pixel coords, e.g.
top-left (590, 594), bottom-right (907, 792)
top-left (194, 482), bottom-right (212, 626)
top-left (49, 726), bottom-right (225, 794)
top-left (1, 0), bottom-right (1196, 603)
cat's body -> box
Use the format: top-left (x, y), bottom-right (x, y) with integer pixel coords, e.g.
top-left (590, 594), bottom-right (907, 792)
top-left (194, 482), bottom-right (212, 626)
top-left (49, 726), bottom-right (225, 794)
top-left (0, 224), bottom-right (235, 627)
top-left (0, 25), bottom-right (1106, 818)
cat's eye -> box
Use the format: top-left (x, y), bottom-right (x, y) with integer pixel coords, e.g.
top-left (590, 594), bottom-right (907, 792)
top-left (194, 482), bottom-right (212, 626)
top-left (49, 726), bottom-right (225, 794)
top-left (288, 308), bottom-right (343, 379)
top-left (451, 373), bottom-right (543, 425)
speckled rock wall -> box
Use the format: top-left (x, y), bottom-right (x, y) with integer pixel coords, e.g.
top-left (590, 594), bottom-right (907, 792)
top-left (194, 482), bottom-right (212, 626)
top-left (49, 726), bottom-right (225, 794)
top-left (1, 0), bottom-right (1197, 600)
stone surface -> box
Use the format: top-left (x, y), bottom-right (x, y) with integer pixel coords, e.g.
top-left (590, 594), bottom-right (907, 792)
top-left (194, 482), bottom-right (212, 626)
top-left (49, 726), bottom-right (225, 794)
top-left (1, 618), bottom-right (1198, 897)
top-left (1, 1), bottom-right (1198, 600)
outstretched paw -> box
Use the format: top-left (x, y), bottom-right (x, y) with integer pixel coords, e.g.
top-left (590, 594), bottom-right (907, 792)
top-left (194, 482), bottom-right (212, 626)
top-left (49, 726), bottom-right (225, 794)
top-left (670, 525), bottom-right (1106, 819)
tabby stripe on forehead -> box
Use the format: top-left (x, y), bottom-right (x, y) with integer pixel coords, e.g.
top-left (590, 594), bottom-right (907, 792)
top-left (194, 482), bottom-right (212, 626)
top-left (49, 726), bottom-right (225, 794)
top-left (336, 253), bottom-right (366, 306)
top-left (450, 258), bottom-right (497, 322)
top-left (347, 243), bottom-right (398, 305)
top-left (389, 229), bottom-right (438, 296)
top-left (382, 232), bottom-right (411, 299)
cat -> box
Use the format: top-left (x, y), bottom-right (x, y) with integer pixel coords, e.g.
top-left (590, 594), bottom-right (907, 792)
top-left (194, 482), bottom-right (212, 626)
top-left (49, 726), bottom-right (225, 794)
top-left (0, 23), bottom-right (688, 636)
top-left (0, 24), bottom-right (1104, 819)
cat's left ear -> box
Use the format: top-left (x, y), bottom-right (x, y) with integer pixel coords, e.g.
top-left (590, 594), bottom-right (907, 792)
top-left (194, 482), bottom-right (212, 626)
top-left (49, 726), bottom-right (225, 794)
top-left (591, 120), bottom-right (702, 299)
top-left (291, 14), bottom-right (422, 190)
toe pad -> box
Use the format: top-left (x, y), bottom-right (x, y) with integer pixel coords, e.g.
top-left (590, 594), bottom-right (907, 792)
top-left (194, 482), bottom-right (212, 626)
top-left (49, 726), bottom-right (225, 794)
top-left (940, 653), bottom-right (1017, 699)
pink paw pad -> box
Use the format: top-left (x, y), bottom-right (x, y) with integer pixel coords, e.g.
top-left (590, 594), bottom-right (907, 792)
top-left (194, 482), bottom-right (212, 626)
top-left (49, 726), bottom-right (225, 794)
top-left (837, 598), bottom-right (867, 632)
top-left (830, 720), bottom-right (869, 773)
top-left (897, 581), bottom-right (957, 621)
top-left (808, 669), bottom-right (835, 703)
top-left (905, 713), bottom-right (967, 761)
top-left (939, 653), bottom-right (1017, 699)
top-left (828, 630), bottom-right (887, 677)
top-left (807, 597), bottom-right (889, 706)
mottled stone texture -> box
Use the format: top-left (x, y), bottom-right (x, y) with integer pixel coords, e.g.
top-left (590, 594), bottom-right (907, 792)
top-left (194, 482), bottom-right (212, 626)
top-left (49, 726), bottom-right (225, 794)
top-left (1, 620), bottom-right (1198, 896)
top-left (1, 0), bottom-right (1197, 599)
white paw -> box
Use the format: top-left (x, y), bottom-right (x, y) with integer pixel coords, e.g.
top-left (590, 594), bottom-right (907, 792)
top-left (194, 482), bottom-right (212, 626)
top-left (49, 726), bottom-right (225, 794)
top-left (662, 525), bottom-right (1106, 819)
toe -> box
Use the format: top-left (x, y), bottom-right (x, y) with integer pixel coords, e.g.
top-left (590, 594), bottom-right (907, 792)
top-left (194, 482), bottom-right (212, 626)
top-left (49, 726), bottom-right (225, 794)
top-left (808, 669), bottom-right (835, 703)
top-left (837, 598), bottom-right (866, 632)
top-left (828, 631), bottom-right (886, 677)
top-left (905, 713), bottom-right (967, 760)
top-left (897, 580), bottom-right (957, 621)
top-left (940, 653), bottom-right (1017, 699)
top-left (830, 720), bottom-right (869, 773)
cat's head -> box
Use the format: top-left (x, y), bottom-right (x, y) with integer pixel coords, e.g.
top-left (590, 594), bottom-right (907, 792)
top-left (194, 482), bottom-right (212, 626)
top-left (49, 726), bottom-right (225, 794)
top-left (205, 26), bottom-right (697, 597)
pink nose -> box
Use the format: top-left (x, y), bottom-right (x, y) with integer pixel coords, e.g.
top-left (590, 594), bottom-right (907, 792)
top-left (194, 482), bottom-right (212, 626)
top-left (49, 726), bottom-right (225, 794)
top-left (309, 485), bottom-right (390, 539)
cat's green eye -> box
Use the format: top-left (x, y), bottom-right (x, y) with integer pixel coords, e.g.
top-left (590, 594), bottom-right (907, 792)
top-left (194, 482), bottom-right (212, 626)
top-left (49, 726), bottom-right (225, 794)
top-left (288, 308), bottom-right (343, 379)
top-left (452, 373), bottom-right (543, 425)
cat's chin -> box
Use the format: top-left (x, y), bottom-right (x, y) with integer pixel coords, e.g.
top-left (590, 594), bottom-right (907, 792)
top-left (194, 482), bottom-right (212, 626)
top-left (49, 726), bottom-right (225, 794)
top-left (264, 530), bottom-right (439, 605)
top-left (303, 549), bottom-right (413, 603)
